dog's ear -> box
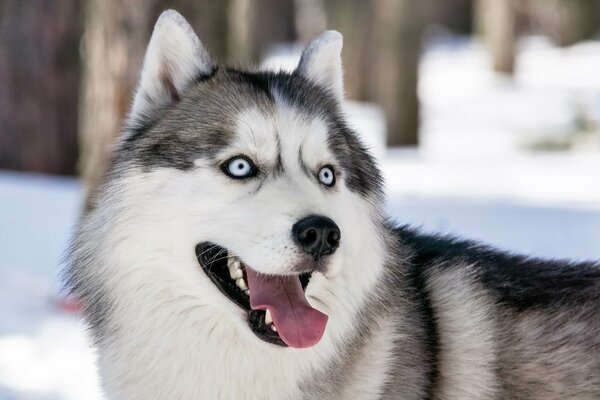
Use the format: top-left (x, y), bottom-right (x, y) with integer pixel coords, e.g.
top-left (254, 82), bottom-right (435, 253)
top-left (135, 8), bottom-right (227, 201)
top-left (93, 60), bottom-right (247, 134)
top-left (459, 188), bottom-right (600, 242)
top-left (130, 10), bottom-right (212, 121)
top-left (296, 31), bottom-right (344, 101)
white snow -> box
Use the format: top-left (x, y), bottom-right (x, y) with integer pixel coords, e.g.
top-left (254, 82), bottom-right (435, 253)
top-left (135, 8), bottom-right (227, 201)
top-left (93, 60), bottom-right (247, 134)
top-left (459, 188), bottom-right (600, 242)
top-left (386, 34), bottom-right (600, 261)
top-left (2, 34), bottom-right (600, 399)
top-left (0, 172), bottom-right (102, 400)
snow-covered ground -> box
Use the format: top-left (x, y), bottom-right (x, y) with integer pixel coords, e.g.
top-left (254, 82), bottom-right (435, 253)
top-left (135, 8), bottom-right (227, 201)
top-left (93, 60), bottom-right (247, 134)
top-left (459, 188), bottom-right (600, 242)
top-left (0, 173), bottom-right (99, 400)
top-left (1, 35), bottom-right (600, 399)
top-left (387, 35), bottom-right (600, 260)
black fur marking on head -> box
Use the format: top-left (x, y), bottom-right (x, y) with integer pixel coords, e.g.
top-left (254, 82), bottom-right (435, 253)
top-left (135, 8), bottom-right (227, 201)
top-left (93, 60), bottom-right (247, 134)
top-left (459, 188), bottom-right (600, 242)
top-left (273, 134), bottom-right (284, 176)
top-left (225, 69), bottom-right (273, 99)
top-left (395, 225), bottom-right (600, 311)
top-left (193, 66), bottom-right (219, 84)
top-left (297, 143), bottom-right (312, 179)
top-left (116, 68), bottom-right (275, 172)
top-left (125, 117), bottom-right (159, 144)
top-left (327, 125), bottom-right (383, 199)
top-left (270, 70), bottom-right (384, 199)
top-left (116, 66), bottom-right (383, 201)
top-left (123, 68), bottom-right (220, 145)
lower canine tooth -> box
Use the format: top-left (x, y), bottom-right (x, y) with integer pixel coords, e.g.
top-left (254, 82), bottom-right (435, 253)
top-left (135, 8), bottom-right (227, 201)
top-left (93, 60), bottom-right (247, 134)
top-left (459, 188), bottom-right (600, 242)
top-left (232, 268), bottom-right (243, 279)
top-left (236, 278), bottom-right (248, 290)
top-left (228, 258), bottom-right (242, 279)
top-left (265, 309), bottom-right (272, 325)
top-left (271, 325), bottom-right (277, 332)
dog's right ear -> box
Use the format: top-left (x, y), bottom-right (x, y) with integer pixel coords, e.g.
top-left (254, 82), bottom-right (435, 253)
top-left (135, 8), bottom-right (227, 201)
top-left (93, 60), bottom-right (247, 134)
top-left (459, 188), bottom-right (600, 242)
top-left (296, 31), bottom-right (344, 102)
top-left (129, 10), bottom-right (212, 122)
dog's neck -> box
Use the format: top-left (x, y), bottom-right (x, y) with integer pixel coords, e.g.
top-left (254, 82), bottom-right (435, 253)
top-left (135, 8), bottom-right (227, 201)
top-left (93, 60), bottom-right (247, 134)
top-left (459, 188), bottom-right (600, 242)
top-left (89, 237), bottom-right (387, 399)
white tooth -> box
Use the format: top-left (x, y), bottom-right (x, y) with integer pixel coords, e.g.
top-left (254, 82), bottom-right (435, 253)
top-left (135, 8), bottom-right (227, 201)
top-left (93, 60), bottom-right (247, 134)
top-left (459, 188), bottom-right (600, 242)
top-left (265, 309), bottom-right (272, 325)
top-left (232, 268), bottom-right (243, 279)
top-left (244, 289), bottom-right (249, 296)
top-left (236, 278), bottom-right (248, 290)
top-left (228, 258), bottom-right (243, 280)
top-left (227, 257), bottom-right (237, 279)
top-left (271, 325), bottom-right (277, 332)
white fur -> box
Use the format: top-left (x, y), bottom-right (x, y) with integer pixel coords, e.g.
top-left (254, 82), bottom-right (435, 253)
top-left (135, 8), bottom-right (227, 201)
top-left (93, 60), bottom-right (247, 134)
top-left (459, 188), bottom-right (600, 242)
top-left (426, 267), bottom-right (498, 399)
top-left (77, 14), bottom-right (600, 395)
top-left (83, 97), bottom-right (386, 399)
top-left (338, 319), bottom-right (397, 400)
top-left (130, 10), bottom-right (211, 123)
top-left (75, 12), bottom-right (389, 398)
top-left (297, 31), bottom-right (344, 101)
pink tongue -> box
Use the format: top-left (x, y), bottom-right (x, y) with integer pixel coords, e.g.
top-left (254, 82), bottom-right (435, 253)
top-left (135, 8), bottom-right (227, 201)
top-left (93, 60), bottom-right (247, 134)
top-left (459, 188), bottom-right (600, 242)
top-left (245, 267), bottom-right (328, 348)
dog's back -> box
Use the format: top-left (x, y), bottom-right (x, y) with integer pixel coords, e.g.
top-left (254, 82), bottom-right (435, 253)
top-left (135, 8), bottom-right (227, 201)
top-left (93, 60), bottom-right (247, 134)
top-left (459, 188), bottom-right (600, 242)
top-left (392, 226), bottom-right (600, 399)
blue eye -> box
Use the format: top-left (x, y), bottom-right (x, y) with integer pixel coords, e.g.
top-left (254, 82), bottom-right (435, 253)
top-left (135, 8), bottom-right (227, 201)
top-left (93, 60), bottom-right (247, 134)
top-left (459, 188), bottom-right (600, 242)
top-left (318, 165), bottom-right (335, 187)
top-left (222, 156), bottom-right (257, 179)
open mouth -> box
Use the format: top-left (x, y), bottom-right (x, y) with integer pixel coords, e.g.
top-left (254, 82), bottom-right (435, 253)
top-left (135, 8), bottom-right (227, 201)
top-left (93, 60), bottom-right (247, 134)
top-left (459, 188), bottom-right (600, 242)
top-left (195, 242), bottom-right (328, 348)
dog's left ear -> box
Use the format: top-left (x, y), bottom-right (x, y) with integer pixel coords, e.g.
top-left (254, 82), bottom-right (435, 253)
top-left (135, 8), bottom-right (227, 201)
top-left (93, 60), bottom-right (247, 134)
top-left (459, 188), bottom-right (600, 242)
top-left (296, 31), bottom-right (344, 102)
top-left (130, 10), bottom-right (212, 122)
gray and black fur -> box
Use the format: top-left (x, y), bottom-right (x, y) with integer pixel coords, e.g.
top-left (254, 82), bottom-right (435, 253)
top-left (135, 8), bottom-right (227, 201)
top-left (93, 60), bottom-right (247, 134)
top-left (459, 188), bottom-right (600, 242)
top-left (297, 225), bottom-right (600, 399)
top-left (65, 10), bottom-right (600, 400)
top-left (119, 66), bottom-right (382, 199)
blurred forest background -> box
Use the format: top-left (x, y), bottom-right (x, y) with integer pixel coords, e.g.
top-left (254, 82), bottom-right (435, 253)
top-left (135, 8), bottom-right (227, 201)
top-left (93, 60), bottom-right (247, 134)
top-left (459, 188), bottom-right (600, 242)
top-left (2, 0), bottom-right (600, 201)
top-left (2, 2), bottom-right (600, 398)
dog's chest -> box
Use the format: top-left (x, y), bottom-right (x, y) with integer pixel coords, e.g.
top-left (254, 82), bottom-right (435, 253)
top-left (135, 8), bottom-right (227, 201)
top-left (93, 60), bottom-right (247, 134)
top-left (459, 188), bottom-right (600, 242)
top-left (101, 318), bottom-right (326, 400)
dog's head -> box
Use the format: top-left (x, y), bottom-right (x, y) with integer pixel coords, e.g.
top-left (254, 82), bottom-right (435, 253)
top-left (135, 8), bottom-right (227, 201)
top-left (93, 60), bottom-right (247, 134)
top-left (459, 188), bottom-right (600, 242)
top-left (83, 10), bottom-right (385, 350)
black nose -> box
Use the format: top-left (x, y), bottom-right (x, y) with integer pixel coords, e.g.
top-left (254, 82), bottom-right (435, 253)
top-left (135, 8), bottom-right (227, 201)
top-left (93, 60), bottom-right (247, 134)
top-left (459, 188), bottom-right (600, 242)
top-left (292, 215), bottom-right (341, 260)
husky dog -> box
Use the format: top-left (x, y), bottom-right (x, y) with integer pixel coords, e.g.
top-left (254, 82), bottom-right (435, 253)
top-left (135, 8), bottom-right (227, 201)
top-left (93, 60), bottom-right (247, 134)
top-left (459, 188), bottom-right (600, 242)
top-left (66, 10), bottom-right (600, 400)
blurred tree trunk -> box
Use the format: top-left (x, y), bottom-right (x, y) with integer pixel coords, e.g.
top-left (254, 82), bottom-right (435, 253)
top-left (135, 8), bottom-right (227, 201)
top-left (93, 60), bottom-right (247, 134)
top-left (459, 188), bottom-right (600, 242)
top-left (323, 0), bottom-right (375, 102)
top-left (476, 0), bottom-right (516, 75)
top-left (161, 0), bottom-right (231, 61)
top-left (79, 0), bottom-right (158, 210)
top-left (294, 0), bottom-right (327, 43)
top-left (0, 0), bottom-right (81, 175)
top-left (368, 0), bottom-right (428, 146)
top-left (525, 0), bottom-right (600, 47)
top-left (228, 0), bottom-right (296, 65)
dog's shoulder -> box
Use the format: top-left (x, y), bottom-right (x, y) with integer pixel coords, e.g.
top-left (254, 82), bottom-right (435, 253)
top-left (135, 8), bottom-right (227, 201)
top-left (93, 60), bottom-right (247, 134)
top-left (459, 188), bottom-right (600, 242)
top-left (394, 224), bottom-right (600, 311)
